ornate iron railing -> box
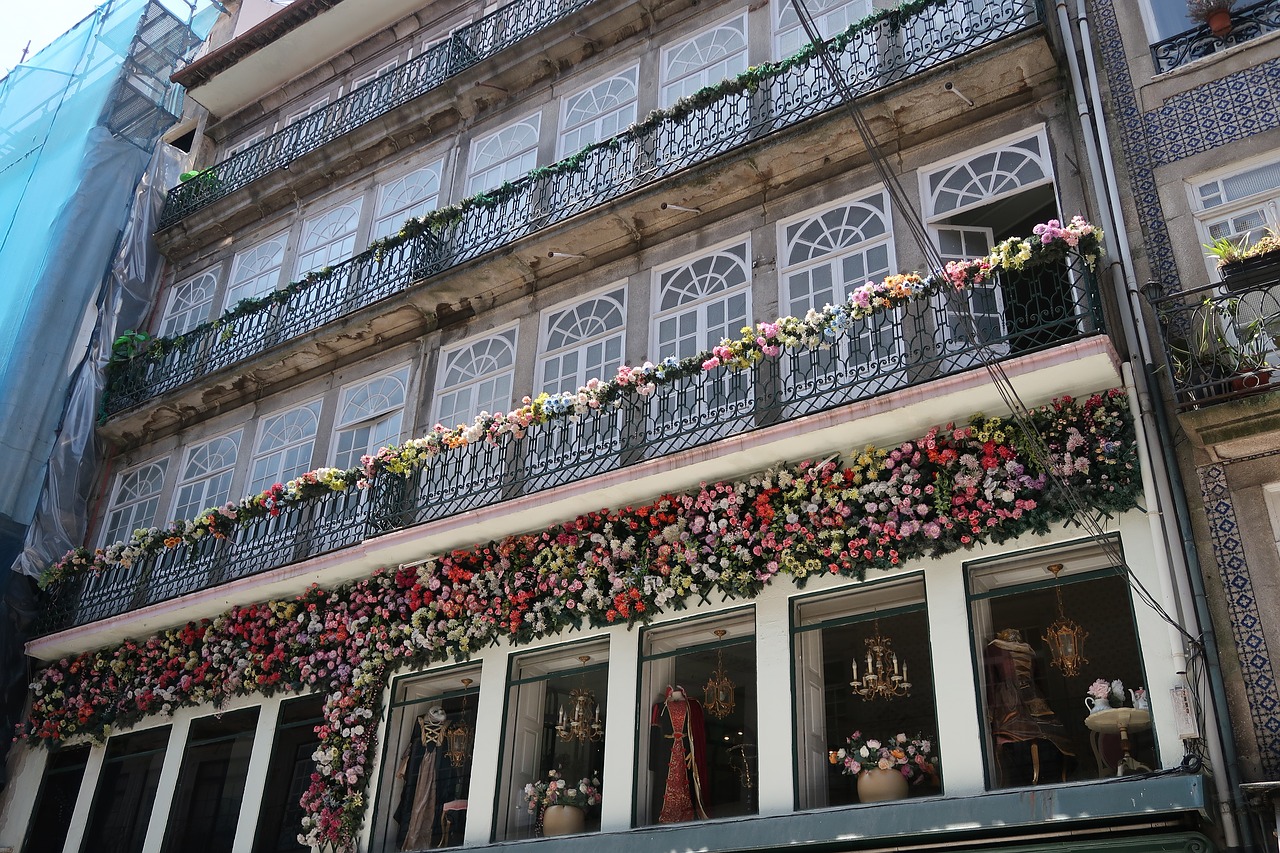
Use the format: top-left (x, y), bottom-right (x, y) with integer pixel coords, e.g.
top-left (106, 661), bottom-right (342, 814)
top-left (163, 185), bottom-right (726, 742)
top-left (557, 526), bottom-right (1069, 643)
top-left (1150, 0), bottom-right (1280, 74)
top-left (108, 0), bottom-right (1043, 416)
top-left (43, 255), bottom-right (1102, 634)
top-left (160, 0), bottom-right (599, 226)
top-left (1149, 267), bottom-right (1280, 411)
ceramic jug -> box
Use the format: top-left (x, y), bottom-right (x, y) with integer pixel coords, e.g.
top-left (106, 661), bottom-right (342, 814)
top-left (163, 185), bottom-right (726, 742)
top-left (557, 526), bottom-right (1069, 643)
top-left (1085, 695), bottom-right (1111, 714)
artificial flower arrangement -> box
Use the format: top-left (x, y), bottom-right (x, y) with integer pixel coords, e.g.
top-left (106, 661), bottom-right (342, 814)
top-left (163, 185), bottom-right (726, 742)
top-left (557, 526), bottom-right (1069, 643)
top-left (522, 770), bottom-right (603, 813)
top-left (832, 732), bottom-right (939, 784)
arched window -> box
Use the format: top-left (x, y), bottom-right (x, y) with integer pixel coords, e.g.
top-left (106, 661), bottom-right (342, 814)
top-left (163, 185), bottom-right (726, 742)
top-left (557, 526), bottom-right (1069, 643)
top-left (434, 328), bottom-right (518, 427)
top-left (249, 401), bottom-right (322, 493)
top-left (775, 0), bottom-right (869, 58)
top-left (780, 193), bottom-right (892, 317)
top-left (102, 461), bottom-right (168, 545)
top-left (538, 287), bottom-right (626, 394)
top-left (334, 367), bottom-right (410, 469)
top-left (374, 163), bottom-right (443, 240)
top-left (295, 201), bottom-right (363, 277)
top-left (924, 133), bottom-right (1051, 220)
top-left (654, 242), bottom-right (751, 361)
top-left (661, 17), bottom-right (748, 106)
top-left (173, 432), bottom-right (242, 521)
top-left (559, 70), bottom-right (638, 157)
top-left (468, 116), bottom-right (541, 195)
top-left (225, 235), bottom-right (287, 309)
top-left (160, 269), bottom-right (218, 337)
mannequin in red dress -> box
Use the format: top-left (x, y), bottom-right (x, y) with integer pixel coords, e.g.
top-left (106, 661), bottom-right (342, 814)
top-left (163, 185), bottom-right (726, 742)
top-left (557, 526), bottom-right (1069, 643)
top-left (650, 685), bottom-right (710, 822)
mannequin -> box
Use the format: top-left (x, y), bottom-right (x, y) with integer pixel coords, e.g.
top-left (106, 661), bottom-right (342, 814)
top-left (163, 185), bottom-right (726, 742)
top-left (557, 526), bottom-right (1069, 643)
top-left (985, 628), bottom-right (1075, 784)
top-left (650, 685), bottom-right (710, 823)
top-left (396, 706), bottom-right (447, 849)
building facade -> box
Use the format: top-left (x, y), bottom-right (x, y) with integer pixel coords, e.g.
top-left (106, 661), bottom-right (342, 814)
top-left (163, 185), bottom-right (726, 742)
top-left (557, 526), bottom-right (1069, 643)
top-left (0, 0), bottom-right (1255, 851)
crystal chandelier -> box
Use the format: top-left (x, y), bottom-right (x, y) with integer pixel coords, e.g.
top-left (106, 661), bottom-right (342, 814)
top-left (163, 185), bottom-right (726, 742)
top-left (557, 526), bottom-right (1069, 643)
top-left (1042, 563), bottom-right (1088, 676)
top-left (850, 621), bottom-right (910, 700)
top-left (443, 678), bottom-right (474, 768)
top-left (703, 629), bottom-right (736, 720)
top-left (556, 656), bottom-right (603, 742)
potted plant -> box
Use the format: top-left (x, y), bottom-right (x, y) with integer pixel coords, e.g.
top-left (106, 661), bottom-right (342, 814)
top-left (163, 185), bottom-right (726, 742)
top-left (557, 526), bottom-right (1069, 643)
top-left (1180, 294), bottom-right (1280, 397)
top-left (521, 769), bottom-right (602, 836)
top-left (1188, 0), bottom-right (1237, 38)
top-left (1206, 228), bottom-right (1280, 292)
top-left (830, 732), bottom-right (939, 803)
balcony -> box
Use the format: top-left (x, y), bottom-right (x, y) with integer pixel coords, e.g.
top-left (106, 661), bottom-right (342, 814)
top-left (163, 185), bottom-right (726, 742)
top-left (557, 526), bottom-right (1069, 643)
top-left (1150, 0), bottom-right (1280, 74)
top-left (1150, 270), bottom-right (1280, 411)
top-left (109, 0), bottom-right (1044, 419)
top-left (41, 253), bottom-right (1105, 638)
top-left (160, 0), bottom-right (600, 227)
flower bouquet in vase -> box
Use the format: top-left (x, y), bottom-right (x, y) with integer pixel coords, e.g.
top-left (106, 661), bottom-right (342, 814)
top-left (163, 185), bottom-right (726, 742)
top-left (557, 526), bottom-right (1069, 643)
top-left (831, 732), bottom-right (939, 803)
top-left (521, 769), bottom-right (602, 836)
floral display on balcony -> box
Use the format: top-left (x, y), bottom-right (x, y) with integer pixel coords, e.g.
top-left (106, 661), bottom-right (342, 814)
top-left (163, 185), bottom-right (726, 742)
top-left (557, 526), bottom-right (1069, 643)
top-left (53, 217), bottom-right (1102, 589)
top-left (22, 390), bottom-right (1137, 848)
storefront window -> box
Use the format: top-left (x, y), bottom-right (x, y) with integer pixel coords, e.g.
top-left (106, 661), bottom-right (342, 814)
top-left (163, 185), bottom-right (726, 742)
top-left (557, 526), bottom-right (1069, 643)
top-left (83, 726), bottom-right (170, 853)
top-left (793, 578), bottom-right (941, 809)
top-left (637, 611), bottom-right (757, 826)
top-left (969, 541), bottom-right (1158, 789)
top-left (23, 744), bottom-right (91, 853)
top-left (372, 668), bottom-right (480, 852)
top-left (162, 707), bottom-right (258, 853)
top-left (497, 641), bottom-right (608, 841)
top-left (253, 696), bottom-right (324, 853)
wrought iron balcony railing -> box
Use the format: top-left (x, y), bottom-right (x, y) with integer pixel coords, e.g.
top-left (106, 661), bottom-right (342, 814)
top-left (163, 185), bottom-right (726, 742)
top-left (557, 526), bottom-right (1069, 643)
top-left (160, 0), bottom-right (598, 226)
top-left (43, 255), bottom-right (1102, 634)
top-left (1150, 268), bottom-right (1280, 411)
top-left (1150, 0), bottom-right (1280, 74)
top-left (108, 0), bottom-right (1042, 417)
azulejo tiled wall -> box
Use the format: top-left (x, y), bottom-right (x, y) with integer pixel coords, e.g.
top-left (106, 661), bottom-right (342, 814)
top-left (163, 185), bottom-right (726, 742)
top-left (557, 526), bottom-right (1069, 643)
top-left (1197, 464), bottom-right (1280, 775)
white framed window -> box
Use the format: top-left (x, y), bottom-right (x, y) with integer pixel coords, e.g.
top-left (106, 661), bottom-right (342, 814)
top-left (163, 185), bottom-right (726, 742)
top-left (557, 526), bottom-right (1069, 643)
top-left (173, 431), bottom-right (242, 521)
top-left (373, 162), bottom-right (444, 240)
top-left (652, 240), bottom-right (752, 360)
top-left (248, 401), bottom-right (322, 493)
top-left (333, 366), bottom-right (410, 470)
top-left (225, 130), bottom-right (265, 160)
top-left (102, 460), bottom-right (169, 545)
top-left (920, 128), bottom-right (1054, 222)
top-left (295, 200), bottom-right (364, 277)
top-left (537, 285), bottom-right (626, 394)
top-left (774, 0), bottom-right (869, 58)
top-left (1189, 155), bottom-right (1280, 277)
top-left (467, 114), bottom-right (541, 195)
top-left (354, 59), bottom-right (398, 92)
top-left (936, 225), bottom-right (1006, 350)
top-left (225, 234), bottom-right (288, 309)
top-left (779, 191), bottom-right (893, 317)
top-left (159, 268), bottom-right (218, 337)
top-left (433, 327), bottom-right (518, 427)
top-left (557, 68), bottom-right (639, 158)
top-left (661, 15), bottom-right (749, 107)
top-left (1264, 483), bottom-right (1280, 556)
top-left (1138, 0), bottom-right (1194, 42)
top-left (285, 95), bottom-right (331, 129)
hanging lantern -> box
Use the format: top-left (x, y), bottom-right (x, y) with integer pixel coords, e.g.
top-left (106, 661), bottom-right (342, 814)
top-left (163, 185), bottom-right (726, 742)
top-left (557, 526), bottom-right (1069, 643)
top-left (1042, 563), bottom-right (1088, 676)
top-left (444, 678), bottom-right (474, 768)
top-left (703, 629), bottom-right (737, 720)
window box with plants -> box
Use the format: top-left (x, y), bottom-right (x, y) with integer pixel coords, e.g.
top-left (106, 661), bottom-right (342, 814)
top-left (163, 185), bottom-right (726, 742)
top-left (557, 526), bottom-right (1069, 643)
top-left (1207, 228), bottom-right (1280, 292)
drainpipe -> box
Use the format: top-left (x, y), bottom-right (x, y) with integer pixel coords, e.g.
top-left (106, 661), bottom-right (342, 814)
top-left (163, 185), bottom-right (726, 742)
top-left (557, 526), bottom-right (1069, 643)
top-left (1054, 0), bottom-right (1251, 847)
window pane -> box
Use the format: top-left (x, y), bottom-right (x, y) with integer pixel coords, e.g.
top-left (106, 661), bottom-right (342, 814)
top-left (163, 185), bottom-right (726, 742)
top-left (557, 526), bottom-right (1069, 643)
top-left (226, 236), bottom-right (287, 309)
top-left (83, 726), bottom-right (170, 853)
top-left (434, 330), bottom-right (517, 426)
top-left (468, 116), bottom-right (541, 195)
top-left (252, 696), bottom-right (323, 853)
top-left (161, 271), bottom-right (217, 337)
top-left (638, 612), bottom-right (756, 826)
top-left (295, 201), bottom-right (363, 277)
top-left (23, 745), bottom-right (91, 853)
top-left (103, 461), bottom-right (168, 544)
top-left (162, 708), bottom-right (259, 853)
top-left (969, 542), bottom-right (1158, 789)
top-left (374, 163), bottom-right (443, 240)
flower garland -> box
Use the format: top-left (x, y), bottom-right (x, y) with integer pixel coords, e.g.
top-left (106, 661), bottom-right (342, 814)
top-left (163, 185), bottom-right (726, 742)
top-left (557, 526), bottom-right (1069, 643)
top-left (23, 391), bottom-right (1138, 848)
top-left (52, 218), bottom-right (1102, 589)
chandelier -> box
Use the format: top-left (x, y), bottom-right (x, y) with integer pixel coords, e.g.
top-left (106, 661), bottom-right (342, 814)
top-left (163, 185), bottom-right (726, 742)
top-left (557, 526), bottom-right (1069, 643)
top-left (1042, 563), bottom-right (1088, 676)
top-left (556, 656), bottom-right (604, 742)
top-left (444, 678), bottom-right (474, 768)
top-left (703, 629), bottom-right (736, 720)
top-left (850, 621), bottom-right (911, 700)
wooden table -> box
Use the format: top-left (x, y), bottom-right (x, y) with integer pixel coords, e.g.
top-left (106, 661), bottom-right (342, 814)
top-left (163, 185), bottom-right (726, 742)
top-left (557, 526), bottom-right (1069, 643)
top-left (1084, 708), bottom-right (1151, 775)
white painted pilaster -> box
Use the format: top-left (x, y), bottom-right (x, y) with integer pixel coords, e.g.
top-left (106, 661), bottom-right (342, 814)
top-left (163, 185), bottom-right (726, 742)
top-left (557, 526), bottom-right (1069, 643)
top-left (231, 698), bottom-right (283, 853)
top-left (754, 593), bottom-right (794, 816)
top-left (463, 650), bottom-right (510, 845)
top-left (600, 625), bottom-right (639, 832)
top-left (60, 743), bottom-right (104, 853)
top-left (140, 716), bottom-right (191, 853)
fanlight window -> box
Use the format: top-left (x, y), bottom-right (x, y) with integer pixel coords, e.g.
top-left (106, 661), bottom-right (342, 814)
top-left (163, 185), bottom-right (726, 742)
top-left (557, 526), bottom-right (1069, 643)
top-left (160, 270), bottom-right (217, 337)
top-left (295, 201), bottom-right (363, 277)
top-left (225, 235), bottom-right (287, 309)
top-left (468, 116), bottom-right (541, 195)
top-left (173, 432), bottom-right (241, 521)
top-left (102, 461), bottom-right (168, 545)
top-left (434, 328), bottom-right (517, 428)
top-left (781, 194), bottom-right (892, 317)
top-left (926, 135), bottom-right (1050, 219)
top-left (249, 401), bottom-right (322, 494)
top-left (775, 0), bottom-right (870, 58)
top-left (334, 367), bottom-right (410, 470)
top-left (654, 243), bottom-right (751, 361)
top-left (559, 70), bottom-right (638, 157)
top-left (538, 288), bottom-right (626, 394)
top-left (374, 163), bottom-right (443, 240)
top-left (662, 17), bottom-right (748, 106)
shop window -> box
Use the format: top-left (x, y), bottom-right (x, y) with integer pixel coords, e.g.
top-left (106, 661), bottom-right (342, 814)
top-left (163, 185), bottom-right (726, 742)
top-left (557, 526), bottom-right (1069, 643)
top-left (793, 578), bottom-right (940, 810)
top-left (372, 668), bottom-right (480, 852)
top-left (161, 707), bottom-right (259, 853)
top-left (252, 696), bottom-right (324, 853)
top-left (22, 744), bottom-right (91, 853)
top-left (637, 611), bottom-right (756, 826)
top-left (968, 541), bottom-right (1158, 789)
top-left (496, 641), bottom-right (609, 841)
top-left (81, 726), bottom-right (170, 853)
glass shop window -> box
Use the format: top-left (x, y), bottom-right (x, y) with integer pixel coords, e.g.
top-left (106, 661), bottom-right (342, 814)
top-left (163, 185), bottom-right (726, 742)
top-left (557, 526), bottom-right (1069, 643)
top-left (496, 641), bottom-right (609, 841)
top-left (22, 744), bottom-right (91, 853)
top-left (161, 707), bottom-right (259, 853)
top-left (371, 668), bottom-right (480, 852)
top-left (637, 611), bottom-right (757, 827)
top-left (81, 726), bottom-right (170, 853)
top-left (253, 696), bottom-right (324, 853)
top-left (793, 578), bottom-right (941, 810)
top-left (968, 541), bottom-right (1158, 790)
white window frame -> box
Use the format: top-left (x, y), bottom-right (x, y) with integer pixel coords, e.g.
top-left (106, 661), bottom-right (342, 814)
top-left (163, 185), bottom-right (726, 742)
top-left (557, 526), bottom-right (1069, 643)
top-left (372, 160), bottom-right (445, 240)
top-left (354, 59), bottom-right (398, 92)
top-left (536, 283), bottom-right (628, 395)
top-left (294, 199), bottom-right (365, 278)
top-left (332, 365), bottom-right (412, 470)
top-left (248, 400), bottom-right (324, 494)
top-left (1186, 153), bottom-right (1280, 280)
top-left (159, 267), bottom-right (219, 337)
top-left (918, 125), bottom-right (1056, 223)
top-left (649, 236), bottom-right (753, 362)
top-left (773, 0), bottom-right (870, 60)
top-left (1137, 0), bottom-right (1194, 44)
top-left (101, 459), bottom-right (169, 546)
top-left (225, 130), bottom-right (266, 160)
top-left (432, 325), bottom-right (520, 428)
top-left (284, 94), bottom-right (333, 129)
top-left (172, 430), bottom-right (243, 521)
top-left (556, 67), bottom-right (640, 159)
top-left (224, 232), bottom-right (288, 310)
top-left (660, 13), bottom-right (750, 108)
top-left (1264, 483), bottom-right (1280, 556)
top-left (466, 113), bottom-right (542, 196)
